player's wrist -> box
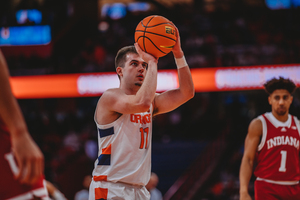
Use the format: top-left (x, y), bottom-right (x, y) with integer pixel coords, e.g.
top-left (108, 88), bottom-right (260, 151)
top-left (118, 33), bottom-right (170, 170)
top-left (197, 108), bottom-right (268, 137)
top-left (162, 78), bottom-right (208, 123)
top-left (239, 188), bottom-right (249, 194)
top-left (148, 59), bottom-right (158, 66)
top-left (175, 55), bottom-right (187, 69)
top-left (173, 49), bottom-right (183, 58)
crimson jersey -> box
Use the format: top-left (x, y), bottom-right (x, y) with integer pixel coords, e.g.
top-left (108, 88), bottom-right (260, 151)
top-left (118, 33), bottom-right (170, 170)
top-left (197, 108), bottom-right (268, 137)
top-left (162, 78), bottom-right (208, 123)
top-left (254, 112), bottom-right (300, 181)
top-left (0, 118), bottom-right (48, 200)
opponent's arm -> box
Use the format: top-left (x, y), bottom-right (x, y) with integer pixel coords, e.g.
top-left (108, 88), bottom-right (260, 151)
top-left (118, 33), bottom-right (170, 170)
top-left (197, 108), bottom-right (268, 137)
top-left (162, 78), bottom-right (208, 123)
top-left (239, 118), bottom-right (262, 200)
top-left (0, 49), bottom-right (44, 185)
top-left (153, 24), bottom-right (194, 116)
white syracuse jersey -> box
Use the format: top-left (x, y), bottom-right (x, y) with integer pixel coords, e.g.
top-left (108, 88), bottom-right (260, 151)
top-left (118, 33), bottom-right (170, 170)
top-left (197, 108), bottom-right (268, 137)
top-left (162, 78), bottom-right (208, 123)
top-left (92, 104), bottom-right (153, 186)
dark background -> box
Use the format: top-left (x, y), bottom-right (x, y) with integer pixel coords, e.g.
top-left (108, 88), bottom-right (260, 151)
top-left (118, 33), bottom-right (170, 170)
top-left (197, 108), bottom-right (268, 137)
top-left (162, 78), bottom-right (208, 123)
top-left (1, 0), bottom-right (300, 199)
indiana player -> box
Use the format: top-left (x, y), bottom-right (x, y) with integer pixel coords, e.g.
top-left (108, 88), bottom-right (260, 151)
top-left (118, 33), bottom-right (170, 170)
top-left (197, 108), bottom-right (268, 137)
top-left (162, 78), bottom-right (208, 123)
top-left (0, 49), bottom-right (49, 199)
top-left (239, 77), bottom-right (300, 200)
top-left (89, 25), bottom-right (194, 199)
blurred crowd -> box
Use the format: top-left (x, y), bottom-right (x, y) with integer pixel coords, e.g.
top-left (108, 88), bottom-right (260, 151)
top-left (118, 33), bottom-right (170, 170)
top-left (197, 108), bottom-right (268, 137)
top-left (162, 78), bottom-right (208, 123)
top-left (1, 0), bottom-right (300, 199)
top-left (2, 1), bottom-right (300, 76)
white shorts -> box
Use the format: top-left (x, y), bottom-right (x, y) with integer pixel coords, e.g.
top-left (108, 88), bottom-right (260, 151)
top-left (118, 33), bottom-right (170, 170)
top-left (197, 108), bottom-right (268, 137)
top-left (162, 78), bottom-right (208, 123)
top-left (89, 180), bottom-right (150, 200)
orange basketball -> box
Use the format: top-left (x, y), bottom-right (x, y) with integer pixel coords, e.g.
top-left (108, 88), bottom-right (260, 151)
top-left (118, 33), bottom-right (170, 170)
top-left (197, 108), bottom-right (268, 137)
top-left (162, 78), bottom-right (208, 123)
top-left (135, 15), bottom-right (177, 58)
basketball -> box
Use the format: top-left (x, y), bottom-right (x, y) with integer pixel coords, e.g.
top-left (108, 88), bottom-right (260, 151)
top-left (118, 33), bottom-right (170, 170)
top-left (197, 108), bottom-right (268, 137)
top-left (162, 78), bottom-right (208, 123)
top-left (135, 15), bottom-right (177, 58)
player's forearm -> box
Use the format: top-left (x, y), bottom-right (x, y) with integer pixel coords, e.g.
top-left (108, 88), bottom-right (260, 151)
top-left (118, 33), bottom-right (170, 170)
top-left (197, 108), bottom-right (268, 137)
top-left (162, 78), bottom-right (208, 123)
top-left (239, 157), bottom-right (253, 194)
top-left (136, 60), bottom-right (158, 106)
top-left (0, 50), bottom-right (29, 137)
top-left (176, 57), bottom-right (194, 100)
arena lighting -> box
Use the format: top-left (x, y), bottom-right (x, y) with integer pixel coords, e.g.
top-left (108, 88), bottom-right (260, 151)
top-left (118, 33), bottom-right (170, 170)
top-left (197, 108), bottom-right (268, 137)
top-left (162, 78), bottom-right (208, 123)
top-left (0, 25), bottom-right (51, 46)
top-left (9, 64), bottom-right (300, 99)
top-left (16, 9), bottom-right (42, 24)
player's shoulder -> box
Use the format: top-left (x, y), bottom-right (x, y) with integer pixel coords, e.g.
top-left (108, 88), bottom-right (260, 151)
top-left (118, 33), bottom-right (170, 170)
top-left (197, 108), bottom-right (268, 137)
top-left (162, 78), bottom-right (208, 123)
top-left (291, 114), bottom-right (299, 120)
top-left (97, 88), bottom-right (121, 107)
top-left (249, 117), bottom-right (262, 127)
top-left (248, 117), bottom-right (263, 136)
top-left (292, 114), bottom-right (300, 125)
top-left (101, 88), bottom-right (124, 99)
top-left (103, 88), bottom-right (123, 94)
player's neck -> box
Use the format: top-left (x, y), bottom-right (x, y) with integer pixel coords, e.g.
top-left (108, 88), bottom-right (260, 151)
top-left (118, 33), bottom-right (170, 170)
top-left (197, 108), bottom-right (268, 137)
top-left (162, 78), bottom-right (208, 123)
top-left (271, 111), bottom-right (289, 123)
top-left (120, 84), bottom-right (139, 95)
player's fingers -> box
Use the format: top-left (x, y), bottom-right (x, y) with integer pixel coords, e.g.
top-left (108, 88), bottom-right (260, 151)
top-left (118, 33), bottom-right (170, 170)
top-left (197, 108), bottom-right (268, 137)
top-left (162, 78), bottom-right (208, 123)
top-left (169, 21), bottom-right (179, 36)
top-left (134, 43), bottom-right (142, 53)
top-left (26, 155), bottom-right (44, 185)
top-left (34, 155), bottom-right (44, 183)
top-left (134, 43), bottom-right (147, 57)
top-left (19, 158), bottom-right (32, 184)
top-left (14, 156), bottom-right (23, 180)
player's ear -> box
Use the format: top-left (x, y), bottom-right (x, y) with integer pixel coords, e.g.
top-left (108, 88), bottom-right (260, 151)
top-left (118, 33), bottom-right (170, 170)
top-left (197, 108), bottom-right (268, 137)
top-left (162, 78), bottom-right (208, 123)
top-left (290, 95), bottom-right (293, 103)
top-left (268, 95), bottom-right (271, 105)
top-left (116, 67), bottom-right (123, 77)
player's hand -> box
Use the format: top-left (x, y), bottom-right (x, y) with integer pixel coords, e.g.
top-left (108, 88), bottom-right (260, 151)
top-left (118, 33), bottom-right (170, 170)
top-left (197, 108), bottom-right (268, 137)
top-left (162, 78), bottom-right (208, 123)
top-left (134, 43), bottom-right (158, 64)
top-left (240, 192), bottom-right (252, 200)
top-left (11, 132), bottom-right (44, 185)
top-left (170, 22), bottom-right (183, 58)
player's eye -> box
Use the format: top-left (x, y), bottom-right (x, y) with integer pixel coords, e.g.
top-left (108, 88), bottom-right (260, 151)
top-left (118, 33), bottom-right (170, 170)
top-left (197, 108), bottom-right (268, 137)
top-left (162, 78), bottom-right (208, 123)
top-left (131, 62), bottom-right (138, 66)
top-left (274, 96), bottom-right (280, 100)
top-left (142, 63), bottom-right (148, 69)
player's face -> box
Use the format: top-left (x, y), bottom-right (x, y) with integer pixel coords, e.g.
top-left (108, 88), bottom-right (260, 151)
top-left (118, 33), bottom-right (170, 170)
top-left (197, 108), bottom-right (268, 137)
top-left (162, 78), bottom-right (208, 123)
top-left (268, 89), bottom-right (293, 116)
top-left (121, 53), bottom-right (148, 87)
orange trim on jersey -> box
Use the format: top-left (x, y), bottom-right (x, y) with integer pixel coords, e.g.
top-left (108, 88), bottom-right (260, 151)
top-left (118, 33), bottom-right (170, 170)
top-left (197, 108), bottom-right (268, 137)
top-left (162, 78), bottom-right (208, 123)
top-left (102, 144), bottom-right (111, 154)
top-left (93, 175), bottom-right (108, 181)
top-left (95, 187), bottom-right (108, 200)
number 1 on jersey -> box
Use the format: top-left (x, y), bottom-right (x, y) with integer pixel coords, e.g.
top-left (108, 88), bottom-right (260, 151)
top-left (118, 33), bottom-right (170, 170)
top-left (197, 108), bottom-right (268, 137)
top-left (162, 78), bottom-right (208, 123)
top-left (279, 150), bottom-right (287, 172)
top-left (140, 127), bottom-right (149, 149)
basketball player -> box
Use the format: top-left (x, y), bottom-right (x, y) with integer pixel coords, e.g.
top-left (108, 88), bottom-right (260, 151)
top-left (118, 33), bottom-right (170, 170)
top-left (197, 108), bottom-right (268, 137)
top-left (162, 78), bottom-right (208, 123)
top-left (89, 25), bottom-right (194, 200)
top-left (0, 49), bottom-right (49, 199)
top-left (239, 77), bottom-right (300, 200)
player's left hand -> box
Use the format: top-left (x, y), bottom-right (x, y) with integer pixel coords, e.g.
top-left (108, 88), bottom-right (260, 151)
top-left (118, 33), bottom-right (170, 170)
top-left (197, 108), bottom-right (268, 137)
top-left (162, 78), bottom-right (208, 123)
top-left (170, 22), bottom-right (184, 58)
top-left (11, 132), bottom-right (44, 185)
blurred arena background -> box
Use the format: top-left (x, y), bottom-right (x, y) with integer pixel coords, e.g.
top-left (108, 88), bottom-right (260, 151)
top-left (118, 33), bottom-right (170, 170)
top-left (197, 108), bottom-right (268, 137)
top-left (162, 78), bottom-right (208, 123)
top-left (1, 0), bottom-right (300, 199)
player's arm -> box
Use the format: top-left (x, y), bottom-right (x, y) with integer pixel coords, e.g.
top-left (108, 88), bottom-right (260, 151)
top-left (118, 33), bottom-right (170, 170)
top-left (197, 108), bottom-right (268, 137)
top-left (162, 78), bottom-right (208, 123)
top-left (0, 49), bottom-right (44, 185)
top-left (239, 118), bottom-right (262, 200)
top-left (153, 24), bottom-right (194, 116)
top-left (99, 44), bottom-right (158, 115)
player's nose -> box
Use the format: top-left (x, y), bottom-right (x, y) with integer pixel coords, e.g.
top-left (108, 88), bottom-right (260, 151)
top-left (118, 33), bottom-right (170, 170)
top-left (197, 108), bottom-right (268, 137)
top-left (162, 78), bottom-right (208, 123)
top-left (137, 64), bottom-right (144, 72)
top-left (279, 98), bottom-right (284, 104)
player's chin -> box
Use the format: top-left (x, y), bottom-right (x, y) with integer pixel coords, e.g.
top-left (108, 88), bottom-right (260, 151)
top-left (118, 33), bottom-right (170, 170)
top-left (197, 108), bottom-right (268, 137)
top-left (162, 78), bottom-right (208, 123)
top-left (135, 82), bottom-right (142, 87)
top-left (276, 109), bottom-right (287, 116)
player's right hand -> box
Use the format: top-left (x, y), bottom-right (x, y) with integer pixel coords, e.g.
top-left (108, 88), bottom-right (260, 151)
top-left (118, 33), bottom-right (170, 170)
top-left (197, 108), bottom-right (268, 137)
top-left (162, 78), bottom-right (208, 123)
top-left (11, 132), bottom-right (44, 185)
top-left (134, 43), bottom-right (158, 64)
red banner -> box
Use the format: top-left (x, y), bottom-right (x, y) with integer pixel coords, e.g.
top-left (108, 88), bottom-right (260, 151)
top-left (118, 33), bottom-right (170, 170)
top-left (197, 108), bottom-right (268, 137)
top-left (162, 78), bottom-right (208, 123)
top-left (10, 64), bottom-right (300, 99)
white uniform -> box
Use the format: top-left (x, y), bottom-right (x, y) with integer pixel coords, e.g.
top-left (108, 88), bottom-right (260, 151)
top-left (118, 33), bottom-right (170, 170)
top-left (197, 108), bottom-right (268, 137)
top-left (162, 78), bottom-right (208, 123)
top-left (89, 105), bottom-right (153, 200)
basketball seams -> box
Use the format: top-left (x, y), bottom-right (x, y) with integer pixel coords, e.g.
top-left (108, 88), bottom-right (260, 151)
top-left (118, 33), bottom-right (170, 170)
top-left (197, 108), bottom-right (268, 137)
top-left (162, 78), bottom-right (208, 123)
top-left (135, 15), bottom-right (176, 58)
top-left (135, 30), bottom-right (176, 41)
top-left (135, 36), bottom-right (167, 55)
top-left (144, 37), bottom-right (167, 55)
top-left (140, 22), bottom-right (173, 28)
top-left (142, 16), bottom-right (156, 53)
